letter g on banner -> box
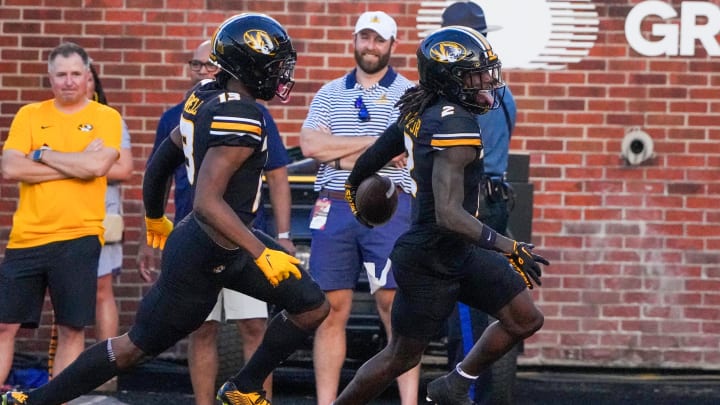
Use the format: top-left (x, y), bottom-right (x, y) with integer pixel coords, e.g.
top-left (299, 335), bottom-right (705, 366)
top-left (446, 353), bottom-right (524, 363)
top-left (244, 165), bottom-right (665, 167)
top-left (625, 0), bottom-right (720, 57)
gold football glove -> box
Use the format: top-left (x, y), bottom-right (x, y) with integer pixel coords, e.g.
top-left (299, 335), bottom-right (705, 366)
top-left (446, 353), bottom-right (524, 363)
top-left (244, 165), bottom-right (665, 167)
top-left (145, 216), bottom-right (174, 250)
top-left (254, 247), bottom-right (302, 287)
top-left (505, 242), bottom-right (549, 289)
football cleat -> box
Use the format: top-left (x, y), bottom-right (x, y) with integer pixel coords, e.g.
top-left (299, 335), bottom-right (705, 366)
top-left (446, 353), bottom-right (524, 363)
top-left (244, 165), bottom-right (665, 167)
top-left (426, 374), bottom-right (473, 405)
top-left (1, 391), bottom-right (28, 405)
top-left (217, 381), bottom-right (270, 405)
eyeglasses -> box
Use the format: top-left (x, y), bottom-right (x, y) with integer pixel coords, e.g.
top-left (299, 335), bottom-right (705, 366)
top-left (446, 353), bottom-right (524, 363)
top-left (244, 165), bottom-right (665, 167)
top-left (188, 60), bottom-right (219, 73)
top-left (355, 96), bottom-right (371, 122)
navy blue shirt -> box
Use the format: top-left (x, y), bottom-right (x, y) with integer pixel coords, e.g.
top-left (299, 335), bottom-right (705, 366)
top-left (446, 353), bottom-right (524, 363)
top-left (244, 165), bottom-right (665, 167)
top-left (476, 86), bottom-right (516, 177)
top-left (152, 102), bottom-right (191, 222)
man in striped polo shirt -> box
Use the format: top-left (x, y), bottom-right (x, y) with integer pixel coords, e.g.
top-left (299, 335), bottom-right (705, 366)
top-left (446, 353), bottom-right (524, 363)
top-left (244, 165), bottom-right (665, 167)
top-left (299, 10), bottom-right (419, 405)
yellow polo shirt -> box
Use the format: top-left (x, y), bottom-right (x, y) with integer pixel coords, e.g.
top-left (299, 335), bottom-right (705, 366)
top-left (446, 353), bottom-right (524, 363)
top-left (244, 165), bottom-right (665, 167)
top-left (3, 99), bottom-right (122, 248)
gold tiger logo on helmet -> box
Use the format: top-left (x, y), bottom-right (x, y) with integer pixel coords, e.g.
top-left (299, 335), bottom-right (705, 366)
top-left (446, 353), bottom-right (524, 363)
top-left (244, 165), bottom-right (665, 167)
top-left (429, 41), bottom-right (468, 63)
top-left (243, 29), bottom-right (278, 55)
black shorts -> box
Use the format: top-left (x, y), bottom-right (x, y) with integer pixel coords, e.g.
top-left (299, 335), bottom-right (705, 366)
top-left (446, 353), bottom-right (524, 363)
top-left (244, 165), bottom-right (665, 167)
top-left (389, 226), bottom-right (526, 340)
top-left (0, 236), bottom-right (100, 328)
top-left (129, 214), bottom-right (325, 356)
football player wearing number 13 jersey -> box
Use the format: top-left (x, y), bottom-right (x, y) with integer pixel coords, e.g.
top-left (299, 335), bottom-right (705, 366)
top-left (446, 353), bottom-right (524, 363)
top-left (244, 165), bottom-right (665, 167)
top-left (337, 26), bottom-right (549, 404)
top-left (2, 13), bottom-right (328, 405)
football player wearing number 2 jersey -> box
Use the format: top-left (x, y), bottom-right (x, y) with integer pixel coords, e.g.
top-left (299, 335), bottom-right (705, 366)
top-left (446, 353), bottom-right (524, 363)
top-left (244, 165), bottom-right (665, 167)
top-left (338, 26), bottom-right (549, 405)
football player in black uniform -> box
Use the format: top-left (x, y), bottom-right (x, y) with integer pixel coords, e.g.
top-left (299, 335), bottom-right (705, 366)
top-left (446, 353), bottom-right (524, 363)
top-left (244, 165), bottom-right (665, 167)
top-left (1, 13), bottom-right (328, 405)
top-left (335, 26), bottom-right (549, 405)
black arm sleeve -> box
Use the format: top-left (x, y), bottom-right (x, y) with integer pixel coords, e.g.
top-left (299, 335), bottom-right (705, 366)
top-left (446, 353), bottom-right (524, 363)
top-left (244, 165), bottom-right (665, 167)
top-left (346, 122), bottom-right (405, 187)
top-left (143, 136), bottom-right (185, 218)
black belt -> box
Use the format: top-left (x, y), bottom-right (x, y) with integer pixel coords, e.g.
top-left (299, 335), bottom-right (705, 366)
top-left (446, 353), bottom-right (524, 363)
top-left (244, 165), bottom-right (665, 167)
top-left (319, 189), bottom-right (346, 200)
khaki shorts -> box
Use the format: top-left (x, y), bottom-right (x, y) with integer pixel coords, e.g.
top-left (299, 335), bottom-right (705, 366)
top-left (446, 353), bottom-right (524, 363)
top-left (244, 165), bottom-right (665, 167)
top-left (205, 288), bottom-right (268, 322)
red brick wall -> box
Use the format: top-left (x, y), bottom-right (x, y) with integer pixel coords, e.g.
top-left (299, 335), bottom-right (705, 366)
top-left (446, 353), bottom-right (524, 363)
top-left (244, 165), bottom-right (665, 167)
top-left (1, 0), bottom-right (719, 369)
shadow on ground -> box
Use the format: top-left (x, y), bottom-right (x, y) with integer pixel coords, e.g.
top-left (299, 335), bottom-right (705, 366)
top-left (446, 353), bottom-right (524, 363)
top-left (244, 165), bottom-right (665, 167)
top-left (60, 360), bottom-right (720, 405)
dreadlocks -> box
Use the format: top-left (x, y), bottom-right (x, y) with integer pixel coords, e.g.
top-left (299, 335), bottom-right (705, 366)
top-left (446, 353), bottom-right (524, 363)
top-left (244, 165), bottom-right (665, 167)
top-left (396, 84), bottom-right (439, 120)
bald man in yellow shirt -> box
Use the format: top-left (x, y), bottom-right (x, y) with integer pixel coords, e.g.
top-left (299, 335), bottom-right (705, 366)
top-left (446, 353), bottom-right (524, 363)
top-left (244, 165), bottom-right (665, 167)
top-left (0, 41), bottom-right (121, 390)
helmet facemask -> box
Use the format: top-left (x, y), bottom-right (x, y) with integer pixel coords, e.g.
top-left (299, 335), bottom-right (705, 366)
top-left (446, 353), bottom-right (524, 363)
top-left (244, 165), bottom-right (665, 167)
top-left (272, 52), bottom-right (296, 102)
top-left (452, 62), bottom-right (505, 114)
top-left (417, 26), bottom-right (507, 115)
top-left (210, 13), bottom-right (297, 102)
top-left (244, 52), bottom-right (296, 101)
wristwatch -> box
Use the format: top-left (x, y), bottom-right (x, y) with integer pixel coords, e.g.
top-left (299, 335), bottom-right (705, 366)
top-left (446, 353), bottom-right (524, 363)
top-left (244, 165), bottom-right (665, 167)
top-left (277, 231), bottom-right (291, 240)
top-left (31, 148), bottom-right (45, 163)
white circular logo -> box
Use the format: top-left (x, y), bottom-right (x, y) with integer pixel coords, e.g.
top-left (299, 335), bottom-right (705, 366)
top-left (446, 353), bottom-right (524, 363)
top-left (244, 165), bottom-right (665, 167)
top-left (417, 0), bottom-right (600, 70)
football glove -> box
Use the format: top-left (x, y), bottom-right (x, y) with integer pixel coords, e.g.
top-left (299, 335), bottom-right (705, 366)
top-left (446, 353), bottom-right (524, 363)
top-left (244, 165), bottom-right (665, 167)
top-left (344, 182), bottom-right (373, 228)
top-left (145, 216), bottom-right (174, 250)
top-left (506, 242), bottom-right (549, 289)
top-left (254, 247), bottom-right (302, 287)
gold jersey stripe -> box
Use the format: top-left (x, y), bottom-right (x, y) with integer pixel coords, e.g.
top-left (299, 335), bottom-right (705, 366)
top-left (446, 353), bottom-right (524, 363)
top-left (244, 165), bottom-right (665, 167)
top-left (431, 138), bottom-right (482, 147)
top-left (211, 121), bottom-right (262, 134)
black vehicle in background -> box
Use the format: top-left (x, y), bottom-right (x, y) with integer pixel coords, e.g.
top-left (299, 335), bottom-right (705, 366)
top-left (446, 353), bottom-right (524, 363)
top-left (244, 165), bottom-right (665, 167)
top-left (217, 148), bottom-right (535, 403)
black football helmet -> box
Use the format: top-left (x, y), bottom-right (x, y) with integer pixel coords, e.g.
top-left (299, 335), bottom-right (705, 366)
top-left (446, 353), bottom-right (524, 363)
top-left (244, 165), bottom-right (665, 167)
top-left (210, 13), bottom-right (296, 101)
top-left (417, 25), bottom-right (505, 114)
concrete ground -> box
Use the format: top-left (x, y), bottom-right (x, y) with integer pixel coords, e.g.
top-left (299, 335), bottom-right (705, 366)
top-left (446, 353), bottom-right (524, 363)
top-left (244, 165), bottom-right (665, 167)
top-left (61, 365), bottom-right (720, 404)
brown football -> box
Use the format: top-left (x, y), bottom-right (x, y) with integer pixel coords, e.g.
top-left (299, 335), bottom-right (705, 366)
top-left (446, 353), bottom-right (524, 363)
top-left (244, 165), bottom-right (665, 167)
top-left (355, 174), bottom-right (399, 226)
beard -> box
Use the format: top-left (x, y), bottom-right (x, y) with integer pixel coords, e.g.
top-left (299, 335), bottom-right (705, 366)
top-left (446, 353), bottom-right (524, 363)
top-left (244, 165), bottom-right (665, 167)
top-left (55, 88), bottom-right (83, 105)
top-left (354, 48), bottom-right (391, 75)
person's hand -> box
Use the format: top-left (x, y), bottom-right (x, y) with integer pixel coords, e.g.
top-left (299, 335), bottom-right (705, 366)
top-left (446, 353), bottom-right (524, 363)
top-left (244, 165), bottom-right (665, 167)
top-left (389, 152), bottom-right (407, 168)
top-left (137, 242), bottom-right (161, 283)
top-left (344, 182), bottom-right (373, 228)
top-left (253, 247), bottom-right (302, 287)
top-left (145, 216), bottom-right (173, 249)
top-left (276, 237), bottom-right (297, 256)
top-left (505, 242), bottom-right (549, 289)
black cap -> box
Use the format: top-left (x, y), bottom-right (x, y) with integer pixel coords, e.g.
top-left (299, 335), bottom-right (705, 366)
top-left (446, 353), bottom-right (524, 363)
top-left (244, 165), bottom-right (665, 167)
top-left (441, 2), bottom-right (502, 34)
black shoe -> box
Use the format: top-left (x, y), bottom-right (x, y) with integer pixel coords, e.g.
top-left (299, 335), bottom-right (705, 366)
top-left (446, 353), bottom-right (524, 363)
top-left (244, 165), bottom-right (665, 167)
top-left (217, 381), bottom-right (270, 405)
top-left (1, 392), bottom-right (28, 405)
top-left (426, 374), bottom-right (473, 405)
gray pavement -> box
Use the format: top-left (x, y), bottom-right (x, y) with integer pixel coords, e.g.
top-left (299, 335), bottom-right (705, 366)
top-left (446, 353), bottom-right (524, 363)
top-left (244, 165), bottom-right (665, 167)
top-left (69, 396), bottom-right (133, 405)
top-left (62, 368), bottom-right (720, 404)
top-left (515, 369), bottom-right (720, 404)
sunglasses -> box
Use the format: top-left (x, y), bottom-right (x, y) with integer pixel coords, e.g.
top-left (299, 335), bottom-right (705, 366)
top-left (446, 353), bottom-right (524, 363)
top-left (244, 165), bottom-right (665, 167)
top-left (188, 59), bottom-right (219, 73)
top-left (355, 96), bottom-right (371, 122)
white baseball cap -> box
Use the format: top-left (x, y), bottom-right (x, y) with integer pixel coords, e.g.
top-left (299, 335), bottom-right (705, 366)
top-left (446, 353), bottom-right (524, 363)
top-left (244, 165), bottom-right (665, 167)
top-left (353, 11), bottom-right (397, 40)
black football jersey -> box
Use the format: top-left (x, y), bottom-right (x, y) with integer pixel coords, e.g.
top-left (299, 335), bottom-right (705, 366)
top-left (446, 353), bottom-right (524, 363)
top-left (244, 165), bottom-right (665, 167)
top-left (179, 80), bottom-right (268, 225)
top-left (401, 97), bottom-right (484, 226)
